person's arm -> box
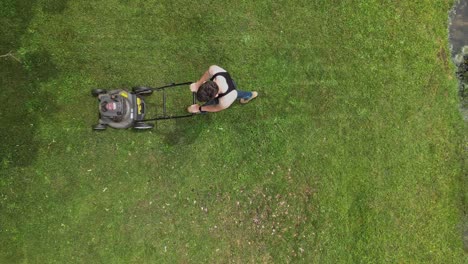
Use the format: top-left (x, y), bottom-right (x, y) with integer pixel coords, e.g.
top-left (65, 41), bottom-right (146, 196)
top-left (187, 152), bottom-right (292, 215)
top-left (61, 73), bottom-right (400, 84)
top-left (190, 65), bottom-right (226, 92)
top-left (200, 104), bottom-right (225, 113)
top-left (187, 91), bottom-right (236, 113)
top-left (187, 102), bottom-right (226, 113)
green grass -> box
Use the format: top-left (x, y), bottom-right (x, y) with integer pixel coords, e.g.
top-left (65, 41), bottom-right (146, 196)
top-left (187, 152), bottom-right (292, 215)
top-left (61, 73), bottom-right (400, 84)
top-left (1, 0), bottom-right (466, 263)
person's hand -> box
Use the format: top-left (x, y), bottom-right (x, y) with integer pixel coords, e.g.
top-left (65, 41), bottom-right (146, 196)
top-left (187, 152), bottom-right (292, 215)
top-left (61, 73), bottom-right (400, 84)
top-left (187, 104), bottom-right (200, 113)
top-left (190, 83), bottom-right (198, 92)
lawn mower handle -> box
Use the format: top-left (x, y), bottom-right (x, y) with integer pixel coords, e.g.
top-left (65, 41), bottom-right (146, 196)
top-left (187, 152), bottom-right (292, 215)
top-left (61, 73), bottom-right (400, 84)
top-left (151, 81), bottom-right (196, 104)
top-left (152, 81), bottom-right (193, 91)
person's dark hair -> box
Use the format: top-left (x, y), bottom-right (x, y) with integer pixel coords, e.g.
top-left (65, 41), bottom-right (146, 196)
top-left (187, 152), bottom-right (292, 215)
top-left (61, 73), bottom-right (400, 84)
top-left (197, 81), bottom-right (219, 102)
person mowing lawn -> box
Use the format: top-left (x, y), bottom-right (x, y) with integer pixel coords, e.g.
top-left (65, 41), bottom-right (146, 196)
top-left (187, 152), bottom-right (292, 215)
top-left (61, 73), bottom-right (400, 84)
top-left (187, 65), bottom-right (258, 113)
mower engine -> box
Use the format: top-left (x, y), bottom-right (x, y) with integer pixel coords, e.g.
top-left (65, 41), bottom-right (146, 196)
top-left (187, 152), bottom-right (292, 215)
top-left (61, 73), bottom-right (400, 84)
top-left (99, 93), bottom-right (127, 122)
top-left (93, 89), bottom-right (146, 129)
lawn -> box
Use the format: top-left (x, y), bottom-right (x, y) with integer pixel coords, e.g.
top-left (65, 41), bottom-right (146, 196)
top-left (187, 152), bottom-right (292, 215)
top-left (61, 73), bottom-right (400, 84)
top-left (1, 0), bottom-right (466, 263)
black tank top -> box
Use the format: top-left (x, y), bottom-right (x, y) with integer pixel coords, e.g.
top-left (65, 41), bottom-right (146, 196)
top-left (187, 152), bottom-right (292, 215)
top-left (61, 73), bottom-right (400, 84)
top-left (210, 72), bottom-right (236, 98)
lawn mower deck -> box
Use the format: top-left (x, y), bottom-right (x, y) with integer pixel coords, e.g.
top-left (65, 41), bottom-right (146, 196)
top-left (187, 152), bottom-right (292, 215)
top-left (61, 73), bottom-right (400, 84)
top-left (91, 82), bottom-right (195, 131)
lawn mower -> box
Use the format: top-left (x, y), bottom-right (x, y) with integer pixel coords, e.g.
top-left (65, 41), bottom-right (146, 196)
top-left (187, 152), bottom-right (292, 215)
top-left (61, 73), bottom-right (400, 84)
top-left (91, 82), bottom-right (196, 130)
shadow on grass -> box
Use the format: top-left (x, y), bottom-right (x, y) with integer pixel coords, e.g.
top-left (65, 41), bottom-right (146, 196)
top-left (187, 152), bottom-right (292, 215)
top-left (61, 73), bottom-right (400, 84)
top-left (41, 0), bottom-right (70, 14)
top-left (1, 51), bottom-right (60, 167)
top-left (0, 1), bottom-right (39, 53)
top-left (0, 1), bottom-right (61, 169)
top-left (0, 51), bottom-right (59, 168)
top-left (1, 1), bottom-right (60, 262)
top-left (153, 114), bottom-right (212, 146)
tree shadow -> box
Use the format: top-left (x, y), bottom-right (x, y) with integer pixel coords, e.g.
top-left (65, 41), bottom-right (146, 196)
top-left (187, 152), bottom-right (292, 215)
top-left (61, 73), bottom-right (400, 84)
top-left (0, 50), bottom-right (59, 168)
top-left (41, 0), bottom-right (71, 14)
top-left (0, 0), bottom-right (61, 169)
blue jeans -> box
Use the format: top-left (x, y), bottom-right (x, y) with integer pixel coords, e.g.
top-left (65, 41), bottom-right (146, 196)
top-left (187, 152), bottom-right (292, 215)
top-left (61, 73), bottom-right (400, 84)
top-left (237, 90), bottom-right (254, 100)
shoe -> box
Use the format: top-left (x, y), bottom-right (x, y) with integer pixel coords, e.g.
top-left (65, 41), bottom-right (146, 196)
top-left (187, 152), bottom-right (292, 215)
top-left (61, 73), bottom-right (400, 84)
top-left (240, 91), bottom-right (258, 104)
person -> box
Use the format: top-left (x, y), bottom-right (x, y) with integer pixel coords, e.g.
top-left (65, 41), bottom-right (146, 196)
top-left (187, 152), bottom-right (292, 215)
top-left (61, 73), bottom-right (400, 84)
top-left (187, 65), bottom-right (258, 113)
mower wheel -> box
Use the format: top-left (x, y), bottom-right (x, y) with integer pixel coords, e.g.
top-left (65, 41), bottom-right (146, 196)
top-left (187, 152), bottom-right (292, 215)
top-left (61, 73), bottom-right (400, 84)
top-left (132, 87), bottom-right (153, 96)
top-left (133, 122), bottom-right (154, 130)
top-left (91, 89), bottom-right (107, 97)
top-left (93, 124), bottom-right (107, 131)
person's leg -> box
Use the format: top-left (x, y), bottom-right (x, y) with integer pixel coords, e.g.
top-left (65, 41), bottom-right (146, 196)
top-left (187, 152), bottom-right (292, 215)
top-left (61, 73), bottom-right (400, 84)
top-left (232, 80), bottom-right (252, 100)
top-left (232, 80), bottom-right (257, 103)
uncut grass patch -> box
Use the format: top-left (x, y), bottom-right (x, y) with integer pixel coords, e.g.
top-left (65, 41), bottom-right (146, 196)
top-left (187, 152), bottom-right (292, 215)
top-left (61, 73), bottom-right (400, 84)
top-left (0, 0), bottom-right (466, 263)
